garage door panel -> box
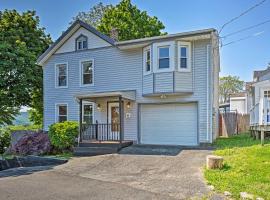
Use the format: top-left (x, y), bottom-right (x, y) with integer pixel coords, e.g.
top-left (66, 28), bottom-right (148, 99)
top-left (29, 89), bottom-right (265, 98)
top-left (140, 103), bottom-right (198, 146)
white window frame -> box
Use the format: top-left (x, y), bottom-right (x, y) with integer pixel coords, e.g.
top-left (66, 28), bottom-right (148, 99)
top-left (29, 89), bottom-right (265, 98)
top-left (178, 41), bottom-right (191, 72)
top-left (55, 103), bottom-right (68, 123)
top-left (143, 46), bottom-right (152, 75)
top-left (153, 41), bottom-right (175, 73)
top-left (76, 36), bottom-right (87, 51)
top-left (158, 46), bottom-right (170, 70)
top-left (55, 62), bottom-right (68, 88)
top-left (82, 101), bottom-right (94, 124)
top-left (79, 59), bottom-right (94, 87)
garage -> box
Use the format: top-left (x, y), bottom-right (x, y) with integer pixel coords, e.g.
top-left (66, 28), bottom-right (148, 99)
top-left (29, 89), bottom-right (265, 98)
top-left (140, 103), bottom-right (198, 146)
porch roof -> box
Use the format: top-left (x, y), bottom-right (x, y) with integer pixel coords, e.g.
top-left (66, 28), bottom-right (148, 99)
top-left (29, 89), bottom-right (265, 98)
top-left (75, 90), bottom-right (136, 101)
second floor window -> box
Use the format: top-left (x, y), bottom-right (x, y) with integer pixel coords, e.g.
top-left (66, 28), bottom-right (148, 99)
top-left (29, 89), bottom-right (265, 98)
top-left (76, 35), bottom-right (87, 50)
top-left (178, 41), bottom-right (191, 72)
top-left (146, 50), bottom-right (151, 72)
top-left (180, 46), bottom-right (188, 69)
top-left (158, 46), bottom-right (170, 69)
top-left (81, 60), bottom-right (93, 85)
top-left (56, 63), bottom-right (67, 87)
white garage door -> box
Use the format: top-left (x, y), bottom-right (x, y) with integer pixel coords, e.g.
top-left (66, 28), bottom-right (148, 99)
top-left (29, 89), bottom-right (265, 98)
top-left (140, 103), bottom-right (198, 146)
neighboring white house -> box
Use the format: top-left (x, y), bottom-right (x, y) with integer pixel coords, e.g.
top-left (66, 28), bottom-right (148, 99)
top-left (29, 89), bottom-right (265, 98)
top-left (229, 92), bottom-right (248, 114)
top-left (37, 20), bottom-right (220, 146)
top-left (249, 65), bottom-right (270, 125)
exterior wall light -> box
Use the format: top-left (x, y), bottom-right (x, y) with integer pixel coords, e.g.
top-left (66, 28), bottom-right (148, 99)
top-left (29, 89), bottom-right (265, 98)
top-left (127, 102), bottom-right (131, 109)
top-left (97, 104), bottom-right (101, 110)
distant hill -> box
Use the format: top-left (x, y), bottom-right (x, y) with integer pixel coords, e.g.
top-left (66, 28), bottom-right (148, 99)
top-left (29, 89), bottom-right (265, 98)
top-left (13, 111), bottom-right (31, 125)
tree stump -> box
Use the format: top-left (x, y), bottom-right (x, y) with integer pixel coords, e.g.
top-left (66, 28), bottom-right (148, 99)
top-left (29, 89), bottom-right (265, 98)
top-left (206, 155), bottom-right (223, 169)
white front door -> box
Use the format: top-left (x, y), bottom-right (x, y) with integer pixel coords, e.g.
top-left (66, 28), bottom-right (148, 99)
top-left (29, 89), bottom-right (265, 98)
top-left (108, 102), bottom-right (120, 140)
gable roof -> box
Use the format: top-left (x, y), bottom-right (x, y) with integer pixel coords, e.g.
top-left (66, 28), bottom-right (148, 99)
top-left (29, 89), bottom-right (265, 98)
top-left (37, 20), bottom-right (116, 65)
top-left (37, 19), bottom-right (216, 65)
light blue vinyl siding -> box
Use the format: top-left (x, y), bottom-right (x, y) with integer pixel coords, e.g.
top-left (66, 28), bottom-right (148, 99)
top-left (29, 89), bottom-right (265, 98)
top-left (43, 39), bottom-right (212, 143)
top-left (154, 72), bottom-right (174, 93)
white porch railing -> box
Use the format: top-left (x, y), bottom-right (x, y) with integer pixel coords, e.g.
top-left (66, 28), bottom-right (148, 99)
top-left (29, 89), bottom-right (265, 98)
top-left (250, 103), bottom-right (259, 125)
top-left (250, 98), bottom-right (270, 126)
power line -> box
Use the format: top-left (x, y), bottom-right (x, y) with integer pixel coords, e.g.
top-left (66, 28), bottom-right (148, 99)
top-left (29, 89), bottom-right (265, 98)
top-left (219, 0), bottom-right (267, 34)
top-left (220, 19), bottom-right (270, 38)
top-left (221, 31), bottom-right (265, 47)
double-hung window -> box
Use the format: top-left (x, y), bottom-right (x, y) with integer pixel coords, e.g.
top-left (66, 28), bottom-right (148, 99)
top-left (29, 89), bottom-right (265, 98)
top-left (143, 47), bottom-right (151, 75)
top-left (82, 103), bottom-right (93, 124)
top-left (56, 104), bottom-right (68, 122)
top-left (158, 46), bottom-right (170, 69)
top-left (81, 60), bottom-right (93, 86)
top-left (178, 41), bottom-right (191, 72)
top-left (56, 63), bottom-right (67, 88)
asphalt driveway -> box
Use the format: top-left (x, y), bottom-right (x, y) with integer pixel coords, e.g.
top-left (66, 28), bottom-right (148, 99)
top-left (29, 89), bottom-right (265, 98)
top-left (0, 146), bottom-right (224, 200)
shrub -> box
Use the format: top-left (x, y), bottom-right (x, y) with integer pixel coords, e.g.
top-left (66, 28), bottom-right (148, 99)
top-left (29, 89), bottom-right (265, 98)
top-left (0, 129), bottom-right (11, 154)
top-left (48, 121), bottom-right (78, 151)
top-left (11, 131), bottom-right (51, 155)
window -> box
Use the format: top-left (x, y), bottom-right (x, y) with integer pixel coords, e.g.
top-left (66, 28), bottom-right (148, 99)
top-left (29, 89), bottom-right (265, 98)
top-left (180, 46), bottom-right (188, 68)
top-left (146, 50), bottom-right (151, 72)
top-left (264, 91), bottom-right (270, 98)
top-left (158, 46), bottom-right (170, 69)
top-left (178, 41), bottom-right (191, 72)
top-left (76, 35), bottom-right (87, 50)
top-left (81, 60), bottom-right (93, 85)
top-left (56, 104), bottom-right (67, 122)
top-left (143, 47), bottom-right (151, 75)
top-left (56, 63), bottom-right (67, 88)
top-left (83, 103), bottom-right (93, 124)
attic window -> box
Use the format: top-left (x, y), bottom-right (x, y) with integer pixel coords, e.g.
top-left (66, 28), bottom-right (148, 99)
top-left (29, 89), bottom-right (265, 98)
top-left (76, 35), bottom-right (87, 50)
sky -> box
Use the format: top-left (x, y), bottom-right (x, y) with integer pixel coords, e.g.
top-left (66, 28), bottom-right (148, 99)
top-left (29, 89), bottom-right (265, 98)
top-left (1, 0), bottom-right (270, 81)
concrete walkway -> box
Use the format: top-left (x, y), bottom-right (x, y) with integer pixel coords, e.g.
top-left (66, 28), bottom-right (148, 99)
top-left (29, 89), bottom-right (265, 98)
top-left (0, 147), bottom-right (225, 200)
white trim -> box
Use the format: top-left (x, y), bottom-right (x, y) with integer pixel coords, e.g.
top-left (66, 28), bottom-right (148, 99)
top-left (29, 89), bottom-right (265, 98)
top-left (153, 41), bottom-right (175, 73)
top-left (143, 46), bottom-right (152, 75)
top-left (82, 101), bottom-right (94, 124)
top-left (177, 41), bottom-right (191, 72)
top-left (55, 103), bottom-right (68, 123)
top-left (55, 62), bottom-right (68, 88)
top-left (79, 59), bottom-right (94, 87)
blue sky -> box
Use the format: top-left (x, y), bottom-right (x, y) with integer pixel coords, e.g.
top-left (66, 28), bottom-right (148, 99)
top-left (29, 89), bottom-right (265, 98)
top-left (1, 0), bottom-right (270, 81)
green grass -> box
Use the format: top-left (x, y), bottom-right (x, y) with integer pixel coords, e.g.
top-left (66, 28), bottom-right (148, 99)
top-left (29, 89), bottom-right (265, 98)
top-left (204, 133), bottom-right (270, 199)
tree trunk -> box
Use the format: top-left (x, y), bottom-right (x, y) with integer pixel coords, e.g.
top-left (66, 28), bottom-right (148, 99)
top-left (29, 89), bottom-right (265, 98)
top-left (206, 155), bottom-right (223, 169)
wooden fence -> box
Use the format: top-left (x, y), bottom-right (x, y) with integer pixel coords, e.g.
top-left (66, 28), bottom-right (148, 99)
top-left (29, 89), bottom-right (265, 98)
top-left (219, 112), bottom-right (250, 137)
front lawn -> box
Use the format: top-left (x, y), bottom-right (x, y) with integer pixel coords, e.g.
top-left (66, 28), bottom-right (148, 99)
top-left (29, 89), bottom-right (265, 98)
top-left (204, 133), bottom-right (270, 199)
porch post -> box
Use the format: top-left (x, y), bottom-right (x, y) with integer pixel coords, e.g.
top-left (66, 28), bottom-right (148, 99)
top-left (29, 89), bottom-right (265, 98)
top-left (119, 96), bottom-right (123, 143)
top-left (79, 98), bottom-right (83, 143)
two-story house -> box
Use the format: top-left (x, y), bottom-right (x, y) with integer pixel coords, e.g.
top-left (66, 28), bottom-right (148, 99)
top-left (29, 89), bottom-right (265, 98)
top-left (38, 20), bottom-right (220, 146)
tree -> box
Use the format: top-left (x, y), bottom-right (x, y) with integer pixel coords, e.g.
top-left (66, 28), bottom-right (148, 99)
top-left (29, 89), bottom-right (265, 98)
top-left (97, 0), bottom-right (166, 41)
top-left (219, 76), bottom-right (244, 103)
top-left (0, 10), bottom-right (52, 126)
top-left (70, 2), bottom-right (112, 28)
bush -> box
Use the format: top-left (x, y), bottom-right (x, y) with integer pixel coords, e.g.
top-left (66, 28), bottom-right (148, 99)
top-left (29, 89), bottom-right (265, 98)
top-left (0, 129), bottom-right (11, 154)
top-left (48, 121), bottom-right (78, 151)
top-left (11, 131), bottom-right (51, 155)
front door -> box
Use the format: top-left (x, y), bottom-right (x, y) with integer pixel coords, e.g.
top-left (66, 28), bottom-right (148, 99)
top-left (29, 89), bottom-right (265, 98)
top-left (108, 102), bottom-right (120, 140)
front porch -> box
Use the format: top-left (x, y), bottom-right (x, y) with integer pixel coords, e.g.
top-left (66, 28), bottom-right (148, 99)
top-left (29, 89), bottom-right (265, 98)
top-left (75, 91), bottom-right (135, 154)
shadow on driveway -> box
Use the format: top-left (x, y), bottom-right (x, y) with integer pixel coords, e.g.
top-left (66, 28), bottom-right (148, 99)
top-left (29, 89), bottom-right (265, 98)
top-left (118, 144), bottom-right (214, 156)
top-left (0, 165), bottom-right (54, 178)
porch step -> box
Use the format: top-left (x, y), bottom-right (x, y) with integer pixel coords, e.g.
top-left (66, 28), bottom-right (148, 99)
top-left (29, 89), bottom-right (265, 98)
top-left (73, 146), bottom-right (118, 156)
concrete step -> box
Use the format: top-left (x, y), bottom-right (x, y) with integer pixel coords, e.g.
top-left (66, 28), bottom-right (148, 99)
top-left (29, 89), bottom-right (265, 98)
top-left (73, 146), bottom-right (119, 156)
